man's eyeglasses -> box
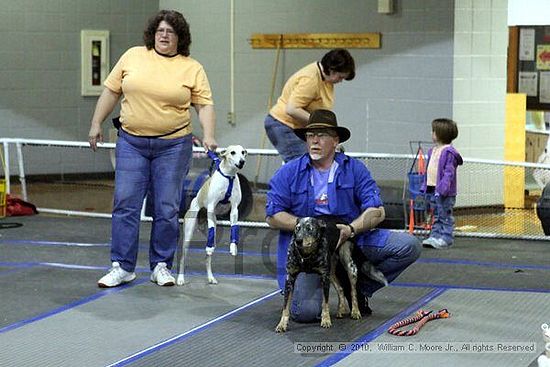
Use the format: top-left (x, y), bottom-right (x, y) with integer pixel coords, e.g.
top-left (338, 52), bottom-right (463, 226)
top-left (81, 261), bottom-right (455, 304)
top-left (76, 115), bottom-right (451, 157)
top-left (305, 131), bottom-right (337, 139)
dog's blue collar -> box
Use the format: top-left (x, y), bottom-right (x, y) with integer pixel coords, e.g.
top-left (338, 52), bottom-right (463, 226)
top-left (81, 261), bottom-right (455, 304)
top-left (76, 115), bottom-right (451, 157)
top-left (216, 166), bottom-right (235, 180)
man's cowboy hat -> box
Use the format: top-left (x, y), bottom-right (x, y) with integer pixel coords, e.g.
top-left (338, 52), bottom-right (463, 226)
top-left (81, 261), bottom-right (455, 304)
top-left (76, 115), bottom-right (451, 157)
top-left (294, 109), bottom-right (351, 143)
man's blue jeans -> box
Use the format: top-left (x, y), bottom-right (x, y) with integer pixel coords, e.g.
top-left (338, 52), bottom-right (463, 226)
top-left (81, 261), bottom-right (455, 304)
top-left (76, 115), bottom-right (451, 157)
top-left (357, 231), bottom-right (422, 297)
top-left (264, 115), bottom-right (307, 163)
top-left (111, 129), bottom-right (192, 272)
top-left (290, 231), bottom-right (421, 322)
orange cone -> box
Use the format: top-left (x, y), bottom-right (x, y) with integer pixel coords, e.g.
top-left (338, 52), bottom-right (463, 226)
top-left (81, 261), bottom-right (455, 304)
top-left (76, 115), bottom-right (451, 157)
top-left (408, 199), bottom-right (415, 234)
top-left (417, 148), bottom-right (426, 174)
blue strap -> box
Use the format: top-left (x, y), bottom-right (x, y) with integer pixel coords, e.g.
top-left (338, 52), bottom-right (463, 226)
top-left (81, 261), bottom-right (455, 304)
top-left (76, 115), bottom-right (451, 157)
top-left (206, 227), bottom-right (215, 248)
top-left (207, 150), bottom-right (221, 167)
top-left (230, 225), bottom-right (240, 244)
top-left (219, 171), bottom-right (234, 204)
top-left (207, 150), bottom-right (235, 204)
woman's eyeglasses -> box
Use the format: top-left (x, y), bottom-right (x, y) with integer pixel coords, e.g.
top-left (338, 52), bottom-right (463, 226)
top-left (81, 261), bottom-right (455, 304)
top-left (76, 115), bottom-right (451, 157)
top-left (156, 28), bottom-right (175, 36)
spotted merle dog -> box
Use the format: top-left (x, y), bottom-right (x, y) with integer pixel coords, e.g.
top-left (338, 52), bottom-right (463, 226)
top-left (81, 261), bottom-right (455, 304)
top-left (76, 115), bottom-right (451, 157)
top-left (275, 216), bottom-right (387, 333)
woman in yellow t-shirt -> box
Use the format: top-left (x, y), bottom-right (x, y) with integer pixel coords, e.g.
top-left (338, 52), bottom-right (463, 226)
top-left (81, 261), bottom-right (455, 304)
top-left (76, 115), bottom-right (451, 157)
top-left (265, 49), bottom-right (355, 162)
top-left (88, 10), bottom-right (217, 288)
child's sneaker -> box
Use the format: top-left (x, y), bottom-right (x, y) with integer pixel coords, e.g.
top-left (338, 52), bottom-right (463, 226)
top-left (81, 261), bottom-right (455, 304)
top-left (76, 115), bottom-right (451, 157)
top-left (98, 262), bottom-right (136, 288)
top-left (151, 262), bottom-right (175, 286)
top-left (422, 237), bottom-right (438, 247)
top-left (423, 237), bottom-right (452, 249)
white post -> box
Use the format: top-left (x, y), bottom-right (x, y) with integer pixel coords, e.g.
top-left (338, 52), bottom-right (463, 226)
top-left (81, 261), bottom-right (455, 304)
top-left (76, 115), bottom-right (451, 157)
top-left (15, 142), bottom-right (27, 200)
top-left (3, 142), bottom-right (10, 194)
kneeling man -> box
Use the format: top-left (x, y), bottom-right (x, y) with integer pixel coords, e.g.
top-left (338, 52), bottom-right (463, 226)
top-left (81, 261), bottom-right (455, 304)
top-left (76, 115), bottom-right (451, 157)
top-left (266, 109), bottom-right (421, 322)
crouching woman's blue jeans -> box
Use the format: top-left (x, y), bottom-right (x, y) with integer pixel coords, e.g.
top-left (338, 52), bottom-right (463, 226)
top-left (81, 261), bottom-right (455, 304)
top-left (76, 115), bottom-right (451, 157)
top-left (290, 231), bottom-right (421, 322)
top-left (111, 129), bottom-right (192, 273)
top-left (264, 114), bottom-right (307, 163)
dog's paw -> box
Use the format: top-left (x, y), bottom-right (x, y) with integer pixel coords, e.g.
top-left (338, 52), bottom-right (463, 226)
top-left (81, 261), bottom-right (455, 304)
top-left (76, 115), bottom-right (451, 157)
top-left (205, 246), bottom-right (215, 256)
top-left (176, 274), bottom-right (185, 286)
top-left (275, 321), bottom-right (288, 333)
top-left (208, 276), bottom-right (218, 284)
top-left (336, 303), bottom-right (348, 318)
top-left (350, 308), bottom-right (362, 320)
top-left (320, 316), bottom-right (332, 328)
top-left (229, 242), bottom-right (237, 256)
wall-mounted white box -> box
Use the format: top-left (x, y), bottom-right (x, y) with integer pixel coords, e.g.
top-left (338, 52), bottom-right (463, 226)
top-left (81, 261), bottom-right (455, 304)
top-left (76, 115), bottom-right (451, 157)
top-left (378, 0), bottom-right (394, 14)
top-left (81, 30), bottom-right (110, 96)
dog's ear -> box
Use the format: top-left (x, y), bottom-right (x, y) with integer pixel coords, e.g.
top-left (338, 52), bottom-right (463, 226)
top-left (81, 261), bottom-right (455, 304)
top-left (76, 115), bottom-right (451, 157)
top-left (316, 219), bottom-right (327, 238)
top-left (318, 219), bottom-right (326, 230)
top-left (220, 149), bottom-right (228, 158)
top-left (293, 218), bottom-right (301, 235)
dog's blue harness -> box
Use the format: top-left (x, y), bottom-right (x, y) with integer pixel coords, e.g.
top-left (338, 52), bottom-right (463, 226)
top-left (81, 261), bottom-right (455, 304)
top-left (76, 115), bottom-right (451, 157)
top-left (207, 150), bottom-right (234, 205)
top-left (206, 150), bottom-right (240, 248)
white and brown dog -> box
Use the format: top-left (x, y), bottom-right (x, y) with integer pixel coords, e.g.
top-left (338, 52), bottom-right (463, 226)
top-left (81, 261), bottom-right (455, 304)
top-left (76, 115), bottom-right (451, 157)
top-left (176, 145), bottom-right (247, 286)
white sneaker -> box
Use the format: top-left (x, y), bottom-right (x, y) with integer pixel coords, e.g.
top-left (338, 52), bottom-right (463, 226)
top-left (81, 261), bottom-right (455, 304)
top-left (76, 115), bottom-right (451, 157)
top-left (98, 262), bottom-right (136, 288)
top-left (423, 237), bottom-right (452, 249)
top-left (151, 262), bottom-right (175, 286)
top-left (422, 237), bottom-right (438, 247)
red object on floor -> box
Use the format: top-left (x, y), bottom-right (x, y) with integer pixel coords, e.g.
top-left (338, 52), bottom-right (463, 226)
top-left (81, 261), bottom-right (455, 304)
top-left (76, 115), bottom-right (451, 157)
top-left (6, 195), bottom-right (38, 216)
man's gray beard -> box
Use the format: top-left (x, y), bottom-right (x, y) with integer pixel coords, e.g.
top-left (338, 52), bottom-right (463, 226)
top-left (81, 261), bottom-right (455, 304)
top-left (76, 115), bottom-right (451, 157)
top-left (309, 153), bottom-right (322, 161)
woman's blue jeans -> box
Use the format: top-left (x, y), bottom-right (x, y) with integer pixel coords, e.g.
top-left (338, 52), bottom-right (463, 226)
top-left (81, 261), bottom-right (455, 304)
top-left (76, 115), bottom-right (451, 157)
top-left (111, 129), bottom-right (192, 272)
top-left (264, 115), bottom-right (307, 163)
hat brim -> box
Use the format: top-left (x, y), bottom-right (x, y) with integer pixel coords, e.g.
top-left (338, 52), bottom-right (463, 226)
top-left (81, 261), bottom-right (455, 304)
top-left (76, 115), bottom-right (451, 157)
top-left (294, 124), bottom-right (351, 143)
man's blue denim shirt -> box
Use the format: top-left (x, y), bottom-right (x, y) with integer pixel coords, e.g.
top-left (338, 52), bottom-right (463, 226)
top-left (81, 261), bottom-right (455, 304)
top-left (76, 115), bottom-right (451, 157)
top-left (266, 152), bottom-right (390, 289)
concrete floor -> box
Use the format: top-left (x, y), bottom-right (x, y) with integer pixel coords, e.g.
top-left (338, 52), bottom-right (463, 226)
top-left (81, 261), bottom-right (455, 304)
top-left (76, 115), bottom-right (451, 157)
top-left (0, 215), bottom-right (548, 366)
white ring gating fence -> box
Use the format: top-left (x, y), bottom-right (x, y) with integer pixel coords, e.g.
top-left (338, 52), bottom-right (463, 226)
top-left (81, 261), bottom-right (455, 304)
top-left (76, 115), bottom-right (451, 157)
top-left (1, 137), bottom-right (549, 241)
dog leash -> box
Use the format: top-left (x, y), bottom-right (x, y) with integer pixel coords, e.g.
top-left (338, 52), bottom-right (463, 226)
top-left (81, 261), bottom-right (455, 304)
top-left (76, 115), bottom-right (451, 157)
top-left (387, 309), bottom-right (450, 336)
top-left (207, 150), bottom-right (220, 173)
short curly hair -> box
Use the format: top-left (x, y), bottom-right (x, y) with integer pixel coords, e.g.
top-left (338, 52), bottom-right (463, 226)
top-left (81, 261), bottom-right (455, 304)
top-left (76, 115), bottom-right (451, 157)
top-left (320, 49), bottom-right (356, 81)
top-left (143, 10), bottom-right (191, 56)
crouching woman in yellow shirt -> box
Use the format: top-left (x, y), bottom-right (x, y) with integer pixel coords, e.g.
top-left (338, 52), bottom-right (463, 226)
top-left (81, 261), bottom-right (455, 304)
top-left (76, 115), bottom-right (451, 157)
top-left (264, 49), bottom-right (355, 162)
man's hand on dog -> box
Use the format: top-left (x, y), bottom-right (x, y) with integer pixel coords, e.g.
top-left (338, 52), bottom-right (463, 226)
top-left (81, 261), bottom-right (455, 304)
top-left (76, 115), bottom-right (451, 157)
top-left (335, 223), bottom-right (354, 248)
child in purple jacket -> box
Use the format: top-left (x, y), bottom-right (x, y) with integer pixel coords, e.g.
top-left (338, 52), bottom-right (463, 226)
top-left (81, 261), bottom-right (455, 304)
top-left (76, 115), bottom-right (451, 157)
top-left (422, 118), bottom-right (463, 249)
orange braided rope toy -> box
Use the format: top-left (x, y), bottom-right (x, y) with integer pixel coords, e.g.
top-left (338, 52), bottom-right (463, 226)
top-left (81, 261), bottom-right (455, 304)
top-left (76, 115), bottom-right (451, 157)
top-left (388, 309), bottom-right (450, 336)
